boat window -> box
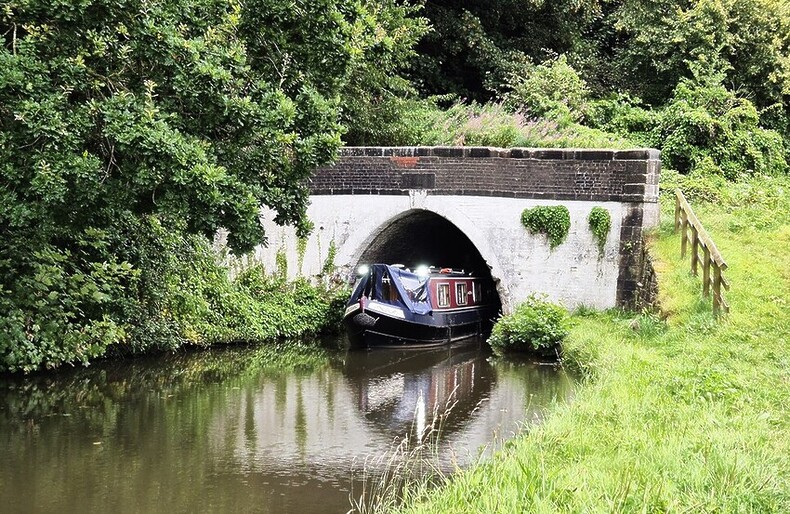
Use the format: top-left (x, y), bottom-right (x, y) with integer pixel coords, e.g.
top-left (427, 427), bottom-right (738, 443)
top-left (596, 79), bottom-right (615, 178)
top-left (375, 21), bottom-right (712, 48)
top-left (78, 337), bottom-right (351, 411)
top-left (473, 282), bottom-right (482, 303)
top-left (456, 282), bottom-right (468, 305)
top-left (437, 283), bottom-right (450, 307)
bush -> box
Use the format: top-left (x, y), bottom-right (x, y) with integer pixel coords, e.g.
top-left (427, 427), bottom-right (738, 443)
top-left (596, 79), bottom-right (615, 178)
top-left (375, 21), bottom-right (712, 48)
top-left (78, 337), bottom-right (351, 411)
top-left (0, 221), bottom-right (348, 373)
top-left (583, 79), bottom-right (789, 181)
top-left (655, 76), bottom-right (788, 179)
top-left (505, 55), bottom-right (589, 127)
top-left (488, 295), bottom-right (568, 355)
top-left (585, 94), bottom-right (660, 145)
top-left (659, 168), bottom-right (732, 206)
top-left (0, 242), bottom-right (134, 372)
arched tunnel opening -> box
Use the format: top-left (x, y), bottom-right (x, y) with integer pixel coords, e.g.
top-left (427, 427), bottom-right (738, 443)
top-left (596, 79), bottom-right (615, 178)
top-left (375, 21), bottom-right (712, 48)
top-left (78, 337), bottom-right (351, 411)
top-left (357, 210), bottom-right (503, 312)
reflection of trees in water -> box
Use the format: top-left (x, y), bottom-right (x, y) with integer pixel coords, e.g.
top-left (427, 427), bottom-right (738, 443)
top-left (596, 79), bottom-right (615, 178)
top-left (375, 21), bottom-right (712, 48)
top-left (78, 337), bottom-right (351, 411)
top-left (0, 344), bottom-right (336, 513)
top-left (0, 343), bottom-right (334, 426)
top-left (0, 343), bottom-right (577, 513)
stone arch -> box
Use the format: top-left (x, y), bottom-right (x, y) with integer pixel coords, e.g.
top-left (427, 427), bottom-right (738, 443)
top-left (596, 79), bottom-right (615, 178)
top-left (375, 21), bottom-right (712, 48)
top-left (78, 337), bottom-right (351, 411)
top-left (346, 204), bottom-right (513, 314)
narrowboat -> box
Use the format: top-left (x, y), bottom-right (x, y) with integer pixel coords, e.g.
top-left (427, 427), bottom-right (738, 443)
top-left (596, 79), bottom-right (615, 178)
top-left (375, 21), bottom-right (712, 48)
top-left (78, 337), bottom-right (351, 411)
top-left (343, 264), bottom-right (500, 348)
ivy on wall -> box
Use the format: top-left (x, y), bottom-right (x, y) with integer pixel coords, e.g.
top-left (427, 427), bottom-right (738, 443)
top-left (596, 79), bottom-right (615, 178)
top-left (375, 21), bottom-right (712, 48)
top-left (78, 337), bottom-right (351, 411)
top-left (321, 240), bottom-right (338, 275)
top-left (275, 246), bottom-right (290, 281)
top-left (588, 207), bottom-right (612, 255)
top-left (297, 236), bottom-right (308, 275)
top-left (521, 205), bottom-right (571, 249)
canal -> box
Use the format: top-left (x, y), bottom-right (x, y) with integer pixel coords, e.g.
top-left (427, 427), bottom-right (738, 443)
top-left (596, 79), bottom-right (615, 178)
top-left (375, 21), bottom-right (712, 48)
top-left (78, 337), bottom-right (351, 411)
top-left (0, 340), bottom-right (576, 513)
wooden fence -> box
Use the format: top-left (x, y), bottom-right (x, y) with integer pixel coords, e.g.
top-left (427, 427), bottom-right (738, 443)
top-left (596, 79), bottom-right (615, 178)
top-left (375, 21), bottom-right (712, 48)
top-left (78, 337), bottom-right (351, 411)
top-left (674, 189), bottom-right (730, 315)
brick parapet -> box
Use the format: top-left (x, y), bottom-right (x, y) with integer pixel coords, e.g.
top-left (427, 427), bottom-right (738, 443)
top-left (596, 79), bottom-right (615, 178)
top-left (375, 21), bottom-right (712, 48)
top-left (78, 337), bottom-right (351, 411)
top-left (310, 146), bottom-right (660, 204)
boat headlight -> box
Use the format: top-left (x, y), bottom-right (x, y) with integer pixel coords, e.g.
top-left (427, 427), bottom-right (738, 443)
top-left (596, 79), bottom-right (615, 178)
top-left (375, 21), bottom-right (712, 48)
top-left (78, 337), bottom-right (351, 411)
top-left (357, 264), bottom-right (370, 276)
top-left (415, 264), bottom-right (430, 277)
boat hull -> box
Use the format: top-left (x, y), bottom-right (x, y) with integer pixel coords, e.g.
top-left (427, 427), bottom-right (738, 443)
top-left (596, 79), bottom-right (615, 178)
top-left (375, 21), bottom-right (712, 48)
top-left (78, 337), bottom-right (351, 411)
top-left (343, 303), bottom-right (497, 349)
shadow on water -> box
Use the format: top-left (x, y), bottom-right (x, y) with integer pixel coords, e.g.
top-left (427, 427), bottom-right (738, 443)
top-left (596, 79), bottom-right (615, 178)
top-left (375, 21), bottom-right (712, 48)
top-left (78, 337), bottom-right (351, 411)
top-left (0, 339), bottom-right (576, 514)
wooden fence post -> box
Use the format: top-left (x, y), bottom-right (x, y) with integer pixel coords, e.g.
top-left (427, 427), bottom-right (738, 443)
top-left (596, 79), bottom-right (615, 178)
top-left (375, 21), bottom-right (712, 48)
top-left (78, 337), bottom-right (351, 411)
top-left (680, 210), bottom-right (688, 258)
top-left (712, 263), bottom-right (722, 316)
top-left (674, 192), bottom-right (681, 232)
top-left (702, 246), bottom-right (711, 297)
top-left (691, 225), bottom-right (699, 275)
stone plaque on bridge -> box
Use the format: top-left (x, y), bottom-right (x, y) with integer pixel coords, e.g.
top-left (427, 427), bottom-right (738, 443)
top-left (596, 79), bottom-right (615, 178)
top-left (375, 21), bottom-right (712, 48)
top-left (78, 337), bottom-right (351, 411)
top-left (400, 172), bottom-right (436, 190)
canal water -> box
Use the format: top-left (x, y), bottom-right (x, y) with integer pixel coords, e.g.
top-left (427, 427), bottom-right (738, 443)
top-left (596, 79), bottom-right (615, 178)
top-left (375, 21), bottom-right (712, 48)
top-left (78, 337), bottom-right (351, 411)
top-left (0, 340), bottom-right (576, 513)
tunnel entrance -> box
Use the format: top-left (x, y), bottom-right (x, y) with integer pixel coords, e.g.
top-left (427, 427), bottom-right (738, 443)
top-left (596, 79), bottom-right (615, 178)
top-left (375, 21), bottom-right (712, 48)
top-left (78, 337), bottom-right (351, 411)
top-left (357, 210), bottom-right (502, 312)
top-left (358, 210), bottom-right (488, 273)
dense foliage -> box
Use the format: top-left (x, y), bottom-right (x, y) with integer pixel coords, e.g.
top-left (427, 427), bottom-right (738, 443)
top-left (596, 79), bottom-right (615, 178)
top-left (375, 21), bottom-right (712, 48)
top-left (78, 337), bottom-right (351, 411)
top-left (410, 0), bottom-right (603, 102)
top-left (488, 295), bottom-right (569, 355)
top-left (0, 0), bottom-right (402, 372)
top-left (504, 55), bottom-right (589, 126)
top-left (409, 1), bottom-right (790, 116)
top-left (338, 1), bottom-right (430, 146)
top-left (521, 205), bottom-right (571, 249)
top-left (588, 73), bottom-right (788, 178)
top-left (0, 222), bottom-right (347, 372)
top-left (377, 0), bottom-right (790, 179)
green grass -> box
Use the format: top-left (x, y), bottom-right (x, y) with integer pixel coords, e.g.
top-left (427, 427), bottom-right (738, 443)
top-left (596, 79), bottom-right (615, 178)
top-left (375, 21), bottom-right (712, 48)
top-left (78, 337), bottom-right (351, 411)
top-left (393, 175), bottom-right (790, 513)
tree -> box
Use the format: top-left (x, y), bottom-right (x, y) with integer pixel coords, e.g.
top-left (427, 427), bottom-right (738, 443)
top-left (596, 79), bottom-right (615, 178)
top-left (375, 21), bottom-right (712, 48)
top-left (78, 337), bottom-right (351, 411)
top-left (505, 55), bottom-right (590, 125)
top-left (339, 1), bottom-right (430, 145)
top-left (612, 0), bottom-right (790, 110)
top-left (409, 0), bottom-right (603, 102)
top-left (410, 0), bottom-right (790, 133)
top-left (0, 0), bottom-right (391, 371)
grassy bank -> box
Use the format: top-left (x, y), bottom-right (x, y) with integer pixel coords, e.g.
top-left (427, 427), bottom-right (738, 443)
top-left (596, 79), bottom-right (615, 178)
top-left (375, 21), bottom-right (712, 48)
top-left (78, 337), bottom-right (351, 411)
top-left (395, 176), bottom-right (789, 512)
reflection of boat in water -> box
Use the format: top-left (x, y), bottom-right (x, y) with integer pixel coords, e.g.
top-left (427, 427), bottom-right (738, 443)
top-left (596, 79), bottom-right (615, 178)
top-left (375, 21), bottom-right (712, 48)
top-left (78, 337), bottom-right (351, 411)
top-left (339, 343), bottom-right (495, 438)
top-left (343, 264), bottom-right (499, 348)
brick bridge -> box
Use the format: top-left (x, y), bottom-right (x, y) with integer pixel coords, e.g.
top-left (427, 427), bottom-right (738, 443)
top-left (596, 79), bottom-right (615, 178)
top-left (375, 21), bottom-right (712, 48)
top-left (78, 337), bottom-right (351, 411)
top-left (249, 146), bottom-right (660, 313)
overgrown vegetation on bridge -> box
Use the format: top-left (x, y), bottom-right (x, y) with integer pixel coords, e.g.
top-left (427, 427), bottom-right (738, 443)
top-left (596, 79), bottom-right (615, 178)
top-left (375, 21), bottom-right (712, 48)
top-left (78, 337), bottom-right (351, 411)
top-left (520, 205), bottom-right (572, 249)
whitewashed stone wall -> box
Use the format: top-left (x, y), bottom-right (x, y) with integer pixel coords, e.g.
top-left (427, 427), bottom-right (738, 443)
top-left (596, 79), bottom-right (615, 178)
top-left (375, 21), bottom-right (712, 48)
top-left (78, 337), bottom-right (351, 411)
top-left (252, 192), bottom-right (627, 313)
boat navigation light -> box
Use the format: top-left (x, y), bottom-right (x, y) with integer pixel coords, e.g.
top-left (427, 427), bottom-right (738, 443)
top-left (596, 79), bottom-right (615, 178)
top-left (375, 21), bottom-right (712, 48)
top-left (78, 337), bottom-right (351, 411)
top-left (357, 264), bottom-right (370, 276)
top-left (415, 264), bottom-right (430, 277)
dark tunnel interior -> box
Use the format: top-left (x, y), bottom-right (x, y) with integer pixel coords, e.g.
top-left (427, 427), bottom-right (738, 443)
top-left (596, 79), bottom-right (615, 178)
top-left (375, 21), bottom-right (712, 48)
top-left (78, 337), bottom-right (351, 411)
top-left (358, 210), bottom-right (491, 276)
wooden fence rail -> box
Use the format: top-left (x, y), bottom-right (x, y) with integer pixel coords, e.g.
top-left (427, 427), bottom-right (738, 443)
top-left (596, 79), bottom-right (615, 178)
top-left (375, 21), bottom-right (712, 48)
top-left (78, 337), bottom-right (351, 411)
top-left (674, 189), bottom-right (729, 315)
